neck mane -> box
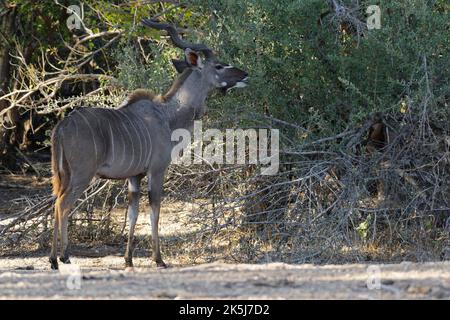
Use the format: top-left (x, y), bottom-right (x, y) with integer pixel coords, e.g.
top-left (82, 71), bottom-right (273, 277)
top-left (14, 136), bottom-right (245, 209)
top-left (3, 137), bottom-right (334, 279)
top-left (118, 68), bottom-right (212, 132)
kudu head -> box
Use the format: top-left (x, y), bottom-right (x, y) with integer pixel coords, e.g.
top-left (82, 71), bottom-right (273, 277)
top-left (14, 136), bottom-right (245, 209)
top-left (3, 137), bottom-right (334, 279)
top-left (142, 19), bottom-right (248, 93)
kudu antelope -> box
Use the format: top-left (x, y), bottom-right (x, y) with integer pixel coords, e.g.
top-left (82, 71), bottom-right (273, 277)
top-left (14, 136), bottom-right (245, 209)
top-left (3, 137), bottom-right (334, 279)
top-left (49, 19), bottom-right (248, 270)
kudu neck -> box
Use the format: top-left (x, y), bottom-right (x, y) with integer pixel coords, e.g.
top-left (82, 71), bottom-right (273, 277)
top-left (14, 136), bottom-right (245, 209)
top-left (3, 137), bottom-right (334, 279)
top-left (164, 69), bottom-right (212, 132)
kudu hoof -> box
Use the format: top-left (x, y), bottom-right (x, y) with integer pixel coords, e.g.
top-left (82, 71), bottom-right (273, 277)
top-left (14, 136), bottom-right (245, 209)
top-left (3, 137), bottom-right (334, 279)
top-left (124, 267), bottom-right (135, 272)
top-left (59, 256), bottom-right (71, 264)
top-left (124, 258), bottom-right (133, 268)
top-left (49, 257), bottom-right (59, 270)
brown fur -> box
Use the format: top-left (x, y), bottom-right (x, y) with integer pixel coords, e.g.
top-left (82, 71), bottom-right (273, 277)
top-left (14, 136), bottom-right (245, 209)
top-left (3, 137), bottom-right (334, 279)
top-left (51, 125), bottom-right (70, 197)
top-left (119, 71), bottom-right (193, 108)
top-left (366, 113), bottom-right (387, 200)
top-left (119, 89), bottom-right (157, 108)
top-left (367, 113), bottom-right (387, 152)
top-left (51, 128), bottom-right (62, 196)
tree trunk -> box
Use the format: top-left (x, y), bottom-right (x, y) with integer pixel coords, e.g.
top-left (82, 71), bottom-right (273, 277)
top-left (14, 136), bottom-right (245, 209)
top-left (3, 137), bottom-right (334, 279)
top-left (0, 2), bottom-right (18, 169)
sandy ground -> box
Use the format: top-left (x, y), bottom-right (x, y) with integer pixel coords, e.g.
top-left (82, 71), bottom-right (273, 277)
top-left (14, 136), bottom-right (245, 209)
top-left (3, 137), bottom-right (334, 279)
top-left (0, 257), bottom-right (448, 299)
top-left (1, 176), bottom-right (449, 300)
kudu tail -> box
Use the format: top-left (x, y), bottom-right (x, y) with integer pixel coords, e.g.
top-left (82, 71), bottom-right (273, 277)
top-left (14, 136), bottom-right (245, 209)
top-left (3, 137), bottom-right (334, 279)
top-left (51, 127), bottom-right (69, 197)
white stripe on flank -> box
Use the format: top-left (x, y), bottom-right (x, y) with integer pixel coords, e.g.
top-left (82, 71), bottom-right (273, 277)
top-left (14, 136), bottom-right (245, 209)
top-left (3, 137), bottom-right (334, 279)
top-left (116, 111), bottom-right (135, 174)
top-left (133, 117), bottom-right (146, 170)
top-left (108, 111), bottom-right (126, 170)
top-left (77, 110), bottom-right (98, 162)
top-left (136, 115), bottom-right (152, 169)
top-left (108, 119), bottom-right (115, 164)
top-left (85, 108), bottom-right (107, 158)
top-left (133, 114), bottom-right (148, 169)
top-left (120, 110), bottom-right (143, 171)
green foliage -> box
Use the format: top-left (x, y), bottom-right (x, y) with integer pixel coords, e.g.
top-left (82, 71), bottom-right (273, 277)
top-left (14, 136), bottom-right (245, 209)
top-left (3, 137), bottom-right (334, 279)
top-left (356, 214), bottom-right (372, 241)
top-left (113, 43), bottom-right (175, 92)
top-left (191, 0), bottom-right (448, 142)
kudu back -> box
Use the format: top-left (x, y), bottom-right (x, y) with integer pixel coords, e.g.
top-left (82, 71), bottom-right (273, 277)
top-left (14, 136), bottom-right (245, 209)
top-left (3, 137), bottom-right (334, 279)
top-left (49, 19), bottom-right (248, 270)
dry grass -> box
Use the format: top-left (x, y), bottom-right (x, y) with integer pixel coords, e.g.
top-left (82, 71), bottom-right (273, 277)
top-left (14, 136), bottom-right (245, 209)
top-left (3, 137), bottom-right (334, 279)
top-left (0, 109), bottom-right (449, 266)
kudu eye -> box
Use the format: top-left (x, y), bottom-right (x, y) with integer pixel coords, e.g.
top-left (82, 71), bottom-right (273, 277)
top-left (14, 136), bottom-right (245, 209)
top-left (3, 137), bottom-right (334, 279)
top-left (215, 65), bottom-right (224, 70)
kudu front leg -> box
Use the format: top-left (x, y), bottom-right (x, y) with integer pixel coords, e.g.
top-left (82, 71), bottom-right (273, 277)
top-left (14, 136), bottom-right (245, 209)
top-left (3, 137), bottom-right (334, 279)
top-left (148, 172), bottom-right (166, 268)
top-left (124, 176), bottom-right (141, 268)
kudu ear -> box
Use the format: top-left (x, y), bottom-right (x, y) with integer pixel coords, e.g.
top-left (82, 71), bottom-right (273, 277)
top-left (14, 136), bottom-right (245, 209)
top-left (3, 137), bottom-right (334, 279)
top-left (184, 48), bottom-right (203, 68)
top-left (171, 59), bottom-right (189, 73)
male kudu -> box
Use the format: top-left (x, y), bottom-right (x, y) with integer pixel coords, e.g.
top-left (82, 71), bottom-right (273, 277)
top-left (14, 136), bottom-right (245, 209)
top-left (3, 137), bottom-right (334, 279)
top-left (49, 19), bottom-right (248, 270)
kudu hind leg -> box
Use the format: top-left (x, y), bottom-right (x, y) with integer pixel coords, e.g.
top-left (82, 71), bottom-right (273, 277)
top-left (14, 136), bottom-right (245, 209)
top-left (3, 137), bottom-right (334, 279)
top-left (49, 199), bottom-right (61, 270)
top-left (124, 176), bottom-right (142, 268)
top-left (148, 172), bottom-right (166, 268)
top-left (58, 180), bottom-right (91, 264)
